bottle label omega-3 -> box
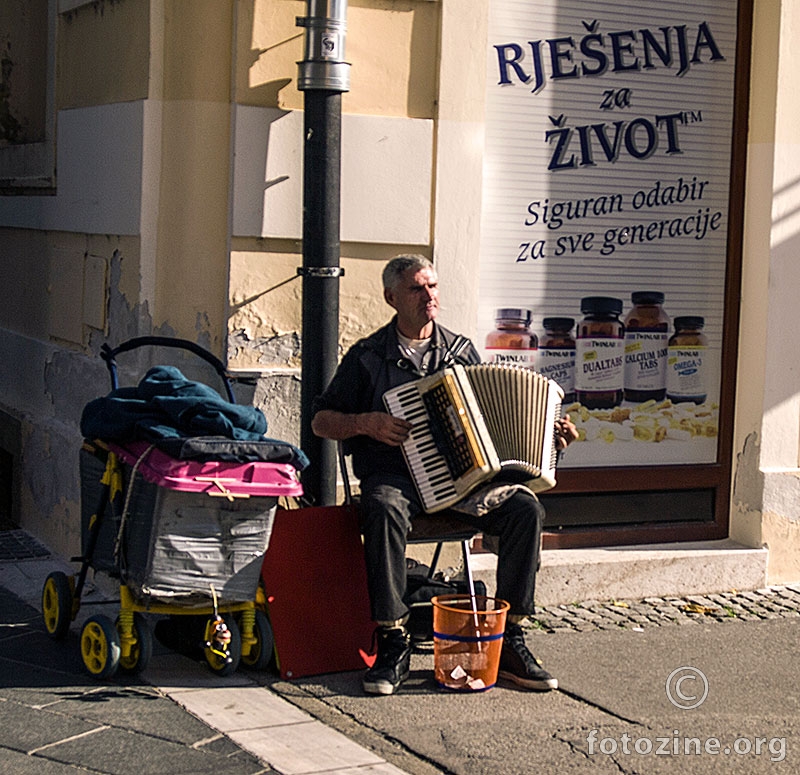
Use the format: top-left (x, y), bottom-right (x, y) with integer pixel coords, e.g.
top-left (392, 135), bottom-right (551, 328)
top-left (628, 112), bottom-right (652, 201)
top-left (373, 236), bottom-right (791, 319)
top-left (623, 291), bottom-right (669, 403)
top-left (575, 297), bottom-right (625, 409)
top-left (666, 316), bottom-right (708, 404)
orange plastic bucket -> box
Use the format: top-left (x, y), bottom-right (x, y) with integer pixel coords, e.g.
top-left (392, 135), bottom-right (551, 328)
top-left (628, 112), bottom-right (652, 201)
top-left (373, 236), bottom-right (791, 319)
top-left (431, 594), bottom-right (509, 691)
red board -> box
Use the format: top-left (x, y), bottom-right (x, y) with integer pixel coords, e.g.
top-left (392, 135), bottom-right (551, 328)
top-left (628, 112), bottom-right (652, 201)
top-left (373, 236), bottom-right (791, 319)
top-left (260, 505), bottom-right (376, 679)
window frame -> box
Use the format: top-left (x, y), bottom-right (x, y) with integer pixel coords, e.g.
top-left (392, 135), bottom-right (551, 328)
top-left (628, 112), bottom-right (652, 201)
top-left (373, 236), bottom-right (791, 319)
top-left (0, 0), bottom-right (57, 193)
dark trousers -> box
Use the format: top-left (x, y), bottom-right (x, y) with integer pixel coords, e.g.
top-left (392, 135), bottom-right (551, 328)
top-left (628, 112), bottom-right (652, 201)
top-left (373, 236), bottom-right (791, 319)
top-left (359, 473), bottom-right (544, 623)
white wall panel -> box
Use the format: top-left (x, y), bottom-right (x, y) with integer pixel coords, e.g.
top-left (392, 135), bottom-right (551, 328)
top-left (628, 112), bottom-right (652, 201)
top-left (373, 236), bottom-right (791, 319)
top-left (0, 102), bottom-right (143, 235)
top-left (232, 106), bottom-right (433, 244)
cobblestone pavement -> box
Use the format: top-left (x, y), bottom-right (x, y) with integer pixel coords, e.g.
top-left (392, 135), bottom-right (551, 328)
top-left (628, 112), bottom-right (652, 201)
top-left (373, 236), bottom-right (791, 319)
top-left (530, 584), bottom-right (800, 633)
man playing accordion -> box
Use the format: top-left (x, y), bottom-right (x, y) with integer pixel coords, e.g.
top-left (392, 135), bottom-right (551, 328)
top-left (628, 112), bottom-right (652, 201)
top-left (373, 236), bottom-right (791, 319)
top-left (312, 254), bottom-right (577, 695)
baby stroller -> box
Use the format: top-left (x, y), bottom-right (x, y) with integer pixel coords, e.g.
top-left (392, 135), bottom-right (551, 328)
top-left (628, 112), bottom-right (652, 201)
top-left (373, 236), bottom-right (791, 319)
top-left (41, 336), bottom-right (306, 679)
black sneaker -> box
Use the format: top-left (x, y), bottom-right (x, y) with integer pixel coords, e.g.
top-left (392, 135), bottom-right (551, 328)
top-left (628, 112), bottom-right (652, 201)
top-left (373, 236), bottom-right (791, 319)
top-left (498, 623), bottom-right (558, 691)
top-left (362, 625), bottom-right (412, 695)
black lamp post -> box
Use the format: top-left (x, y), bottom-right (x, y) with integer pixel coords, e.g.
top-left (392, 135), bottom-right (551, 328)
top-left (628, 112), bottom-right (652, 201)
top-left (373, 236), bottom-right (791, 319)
top-left (296, 0), bottom-right (350, 505)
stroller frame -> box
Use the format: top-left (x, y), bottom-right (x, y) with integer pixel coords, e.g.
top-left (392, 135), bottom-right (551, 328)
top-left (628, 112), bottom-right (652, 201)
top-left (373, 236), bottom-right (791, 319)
top-left (41, 337), bottom-right (297, 679)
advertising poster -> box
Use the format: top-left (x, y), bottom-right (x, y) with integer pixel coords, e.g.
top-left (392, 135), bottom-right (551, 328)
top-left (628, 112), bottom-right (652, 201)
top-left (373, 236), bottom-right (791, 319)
top-left (477, 0), bottom-right (740, 469)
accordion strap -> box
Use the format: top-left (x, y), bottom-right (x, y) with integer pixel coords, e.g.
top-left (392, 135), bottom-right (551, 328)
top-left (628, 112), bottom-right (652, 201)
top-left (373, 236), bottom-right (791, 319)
top-left (441, 334), bottom-right (472, 367)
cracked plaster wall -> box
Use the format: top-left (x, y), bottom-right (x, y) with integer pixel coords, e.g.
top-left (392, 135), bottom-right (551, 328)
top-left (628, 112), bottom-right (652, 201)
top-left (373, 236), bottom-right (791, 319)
top-left (731, 432), bottom-right (764, 554)
top-left (227, 248), bottom-right (393, 448)
top-left (0, 219), bottom-right (207, 558)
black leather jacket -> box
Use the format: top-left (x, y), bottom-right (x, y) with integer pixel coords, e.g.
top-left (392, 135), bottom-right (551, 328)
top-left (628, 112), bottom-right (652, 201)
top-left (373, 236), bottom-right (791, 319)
top-left (312, 316), bottom-right (480, 481)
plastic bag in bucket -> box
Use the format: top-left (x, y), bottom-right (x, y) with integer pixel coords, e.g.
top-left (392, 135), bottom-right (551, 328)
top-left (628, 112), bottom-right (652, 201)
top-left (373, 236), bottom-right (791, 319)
top-left (432, 594), bottom-right (510, 691)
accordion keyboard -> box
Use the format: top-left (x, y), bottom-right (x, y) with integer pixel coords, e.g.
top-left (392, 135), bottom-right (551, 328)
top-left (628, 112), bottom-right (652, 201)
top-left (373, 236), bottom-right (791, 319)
top-left (384, 364), bottom-right (563, 512)
top-left (383, 382), bottom-right (462, 508)
top-left (383, 371), bottom-right (501, 512)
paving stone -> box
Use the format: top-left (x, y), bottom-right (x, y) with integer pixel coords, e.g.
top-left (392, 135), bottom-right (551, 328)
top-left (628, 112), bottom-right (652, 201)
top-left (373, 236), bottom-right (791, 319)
top-left (738, 590), bottom-right (766, 601)
top-left (510, 585), bottom-right (800, 635)
top-left (39, 726), bottom-right (268, 775)
top-left (685, 594), bottom-right (715, 604)
top-left (595, 610), bottom-right (629, 622)
top-left (0, 701), bottom-right (99, 752)
top-left (570, 608), bottom-right (602, 620)
top-left (707, 593), bottom-right (734, 605)
top-left (773, 587), bottom-right (800, 601)
top-left (764, 599), bottom-right (794, 610)
top-left (0, 749), bottom-right (85, 773)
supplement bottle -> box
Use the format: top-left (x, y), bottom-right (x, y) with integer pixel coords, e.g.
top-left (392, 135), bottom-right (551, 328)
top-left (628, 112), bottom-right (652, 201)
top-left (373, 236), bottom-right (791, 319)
top-left (623, 291), bottom-right (670, 403)
top-left (666, 316), bottom-right (708, 404)
top-left (575, 297), bottom-right (625, 409)
top-left (485, 308), bottom-right (537, 368)
top-left (537, 317), bottom-right (575, 403)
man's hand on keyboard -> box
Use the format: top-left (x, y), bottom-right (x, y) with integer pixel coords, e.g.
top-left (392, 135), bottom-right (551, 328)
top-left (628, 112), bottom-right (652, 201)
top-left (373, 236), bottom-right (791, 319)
top-left (361, 412), bottom-right (413, 446)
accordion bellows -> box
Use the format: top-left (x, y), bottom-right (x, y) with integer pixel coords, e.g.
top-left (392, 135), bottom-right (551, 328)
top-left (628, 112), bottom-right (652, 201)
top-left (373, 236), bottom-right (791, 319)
top-left (383, 364), bottom-right (564, 513)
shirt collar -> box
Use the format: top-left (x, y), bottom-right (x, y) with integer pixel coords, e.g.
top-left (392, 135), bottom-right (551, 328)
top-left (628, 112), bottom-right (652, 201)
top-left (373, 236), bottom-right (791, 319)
top-left (385, 316), bottom-right (445, 374)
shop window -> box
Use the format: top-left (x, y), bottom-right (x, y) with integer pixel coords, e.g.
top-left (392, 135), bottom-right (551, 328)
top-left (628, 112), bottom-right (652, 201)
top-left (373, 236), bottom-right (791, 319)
top-left (0, 0), bottom-right (55, 192)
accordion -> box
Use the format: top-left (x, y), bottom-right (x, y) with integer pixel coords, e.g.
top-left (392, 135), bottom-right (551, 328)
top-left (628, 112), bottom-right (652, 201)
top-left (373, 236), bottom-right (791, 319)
top-left (383, 363), bottom-right (564, 513)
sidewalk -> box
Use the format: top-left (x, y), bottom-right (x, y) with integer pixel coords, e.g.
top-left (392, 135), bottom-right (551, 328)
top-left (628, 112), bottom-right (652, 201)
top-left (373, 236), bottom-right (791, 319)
top-left (2, 529), bottom-right (799, 774)
top-left (0, 530), bottom-right (404, 775)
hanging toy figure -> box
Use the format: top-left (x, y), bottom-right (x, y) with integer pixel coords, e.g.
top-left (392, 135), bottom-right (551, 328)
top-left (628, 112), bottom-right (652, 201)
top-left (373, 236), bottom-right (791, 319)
top-left (204, 585), bottom-right (233, 663)
top-left (206, 615), bottom-right (232, 661)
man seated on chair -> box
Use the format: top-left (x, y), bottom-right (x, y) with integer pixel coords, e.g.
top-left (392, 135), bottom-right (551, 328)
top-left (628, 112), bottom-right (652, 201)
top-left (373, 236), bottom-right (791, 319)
top-left (311, 254), bottom-right (578, 695)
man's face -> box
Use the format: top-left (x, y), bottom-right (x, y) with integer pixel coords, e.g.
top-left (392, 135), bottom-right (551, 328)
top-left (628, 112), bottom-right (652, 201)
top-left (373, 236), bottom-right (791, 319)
top-left (385, 266), bottom-right (440, 333)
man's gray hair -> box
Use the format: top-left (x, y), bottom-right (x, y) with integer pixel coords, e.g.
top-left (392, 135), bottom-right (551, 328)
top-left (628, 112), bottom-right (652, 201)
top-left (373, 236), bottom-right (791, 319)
top-left (382, 254), bottom-right (434, 290)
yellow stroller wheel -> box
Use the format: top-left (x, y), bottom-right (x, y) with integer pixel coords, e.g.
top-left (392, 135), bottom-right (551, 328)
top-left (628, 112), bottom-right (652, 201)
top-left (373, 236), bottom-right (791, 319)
top-left (81, 615), bottom-right (121, 679)
top-left (117, 612), bottom-right (154, 674)
top-left (42, 571), bottom-right (74, 640)
top-left (239, 608), bottom-right (274, 671)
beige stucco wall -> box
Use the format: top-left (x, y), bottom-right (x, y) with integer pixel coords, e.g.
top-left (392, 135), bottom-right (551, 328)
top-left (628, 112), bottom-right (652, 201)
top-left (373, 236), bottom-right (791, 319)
top-left (1, 0), bottom-right (799, 582)
top-left (227, 0), bottom-right (445, 372)
top-left (0, 0), bottom-right (239, 559)
top-left (237, 0), bottom-right (440, 117)
top-left (55, 0), bottom-right (234, 354)
top-left (57, 0), bottom-right (150, 110)
top-left (148, 1), bottom-right (233, 353)
top-left (730, 0), bottom-right (777, 551)
top-left (0, 229), bottom-right (136, 347)
top-left (733, 0), bottom-right (800, 583)
top-left (226, 0), bottom-right (484, 364)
